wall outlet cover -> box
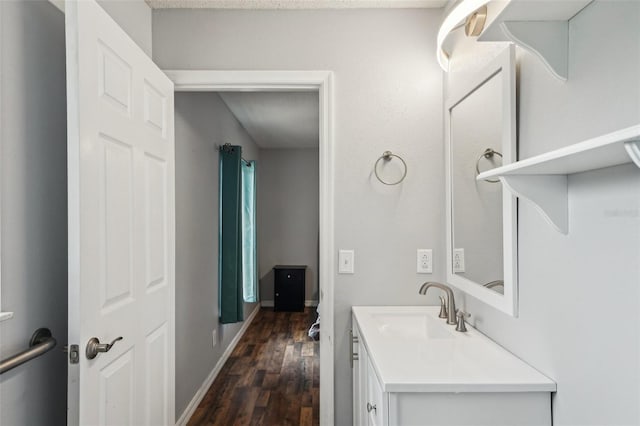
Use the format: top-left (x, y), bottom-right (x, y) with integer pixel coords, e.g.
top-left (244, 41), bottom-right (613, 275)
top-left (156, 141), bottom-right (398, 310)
top-left (453, 248), bottom-right (465, 273)
top-left (417, 249), bottom-right (433, 273)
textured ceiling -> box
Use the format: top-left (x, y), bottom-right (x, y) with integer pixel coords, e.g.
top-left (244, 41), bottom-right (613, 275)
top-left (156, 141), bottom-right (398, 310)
top-left (219, 92), bottom-right (319, 149)
top-left (146, 0), bottom-right (448, 9)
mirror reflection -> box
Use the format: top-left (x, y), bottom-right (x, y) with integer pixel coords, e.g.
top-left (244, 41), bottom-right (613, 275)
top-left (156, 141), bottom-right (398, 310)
top-left (450, 73), bottom-right (504, 294)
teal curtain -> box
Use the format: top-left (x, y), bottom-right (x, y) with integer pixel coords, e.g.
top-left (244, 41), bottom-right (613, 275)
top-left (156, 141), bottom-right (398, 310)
top-left (219, 145), bottom-right (243, 324)
top-left (241, 160), bottom-right (258, 303)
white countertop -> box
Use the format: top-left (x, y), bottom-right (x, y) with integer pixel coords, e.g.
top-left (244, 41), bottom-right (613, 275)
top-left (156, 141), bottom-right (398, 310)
top-left (352, 306), bottom-right (556, 393)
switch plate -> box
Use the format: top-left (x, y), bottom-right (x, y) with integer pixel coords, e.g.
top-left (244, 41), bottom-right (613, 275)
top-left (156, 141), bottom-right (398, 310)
top-left (212, 330), bottom-right (217, 347)
top-left (338, 249), bottom-right (355, 274)
top-left (417, 249), bottom-right (433, 273)
top-left (453, 248), bottom-right (465, 273)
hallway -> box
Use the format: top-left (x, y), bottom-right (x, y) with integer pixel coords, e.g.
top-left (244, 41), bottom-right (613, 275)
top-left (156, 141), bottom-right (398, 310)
top-left (188, 308), bottom-right (320, 426)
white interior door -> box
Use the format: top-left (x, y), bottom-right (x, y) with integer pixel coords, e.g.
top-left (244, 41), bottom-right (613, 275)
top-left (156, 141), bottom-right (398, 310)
top-left (65, 1), bottom-right (175, 424)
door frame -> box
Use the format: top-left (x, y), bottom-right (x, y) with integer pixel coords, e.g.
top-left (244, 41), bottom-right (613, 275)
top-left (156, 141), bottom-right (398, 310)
top-left (166, 69), bottom-right (335, 425)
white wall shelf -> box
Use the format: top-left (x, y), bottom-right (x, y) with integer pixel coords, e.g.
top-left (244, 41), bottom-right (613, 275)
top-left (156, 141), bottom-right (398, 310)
top-left (0, 312), bottom-right (14, 322)
top-left (477, 125), bottom-right (640, 234)
top-left (479, 0), bottom-right (593, 81)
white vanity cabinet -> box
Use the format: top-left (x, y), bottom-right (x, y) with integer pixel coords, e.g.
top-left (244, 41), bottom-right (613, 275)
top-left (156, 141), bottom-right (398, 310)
top-left (351, 307), bottom-right (556, 426)
top-left (352, 323), bottom-right (388, 426)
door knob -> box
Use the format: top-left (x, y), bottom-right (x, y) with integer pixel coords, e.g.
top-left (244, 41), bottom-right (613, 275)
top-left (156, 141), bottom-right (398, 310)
top-left (85, 336), bottom-right (123, 359)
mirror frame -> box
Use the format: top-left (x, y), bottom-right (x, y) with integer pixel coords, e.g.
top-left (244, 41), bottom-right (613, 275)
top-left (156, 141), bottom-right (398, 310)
top-left (444, 45), bottom-right (518, 317)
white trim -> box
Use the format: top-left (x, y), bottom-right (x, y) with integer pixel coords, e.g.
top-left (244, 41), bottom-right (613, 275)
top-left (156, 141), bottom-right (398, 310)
top-left (444, 45), bottom-right (518, 317)
top-left (167, 69), bottom-right (335, 425)
top-left (166, 70), bottom-right (332, 92)
top-left (175, 304), bottom-right (261, 426)
top-left (260, 300), bottom-right (319, 308)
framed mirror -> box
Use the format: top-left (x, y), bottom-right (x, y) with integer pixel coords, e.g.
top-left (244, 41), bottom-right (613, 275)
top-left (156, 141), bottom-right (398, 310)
top-left (444, 45), bottom-right (518, 316)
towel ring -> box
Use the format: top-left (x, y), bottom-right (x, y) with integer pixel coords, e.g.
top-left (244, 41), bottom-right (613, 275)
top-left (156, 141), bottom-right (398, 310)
top-left (374, 151), bottom-right (407, 185)
top-left (475, 148), bottom-right (502, 183)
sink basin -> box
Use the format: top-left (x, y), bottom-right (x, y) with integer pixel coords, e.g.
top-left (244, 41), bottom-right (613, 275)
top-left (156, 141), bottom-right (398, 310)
top-left (352, 306), bottom-right (557, 393)
top-left (371, 312), bottom-right (452, 340)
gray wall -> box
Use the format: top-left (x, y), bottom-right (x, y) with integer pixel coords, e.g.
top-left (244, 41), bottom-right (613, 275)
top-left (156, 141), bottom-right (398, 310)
top-left (98, 0), bottom-right (153, 57)
top-left (153, 9), bottom-right (444, 424)
top-left (447, 2), bottom-right (640, 425)
top-left (0, 2), bottom-right (68, 425)
top-left (155, 3), bottom-right (640, 424)
top-left (257, 148), bottom-right (319, 305)
top-left (174, 92), bottom-right (260, 420)
top-left (0, 2), bottom-right (152, 425)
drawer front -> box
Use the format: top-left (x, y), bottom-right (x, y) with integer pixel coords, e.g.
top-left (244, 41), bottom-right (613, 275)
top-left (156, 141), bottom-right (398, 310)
top-left (274, 268), bottom-right (304, 284)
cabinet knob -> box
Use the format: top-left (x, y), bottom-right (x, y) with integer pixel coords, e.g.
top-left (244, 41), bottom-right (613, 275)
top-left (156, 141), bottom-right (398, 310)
top-left (366, 402), bottom-right (377, 413)
top-left (287, 274), bottom-right (291, 278)
top-left (275, 293), bottom-right (279, 297)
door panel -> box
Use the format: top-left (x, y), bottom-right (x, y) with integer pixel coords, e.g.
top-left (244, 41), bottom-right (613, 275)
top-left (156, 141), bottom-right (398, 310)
top-left (145, 154), bottom-right (167, 291)
top-left (99, 350), bottom-right (135, 425)
top-left (143, 81), bottom-right (168, 136)
top-left (145, 323), bottom-right (169, 425)
top-left (98, 41), bottom-right (132, 115)
top-left (66, 0), bottom-right (175, 424)
top-left (101, 134), bottom-right (135, 311)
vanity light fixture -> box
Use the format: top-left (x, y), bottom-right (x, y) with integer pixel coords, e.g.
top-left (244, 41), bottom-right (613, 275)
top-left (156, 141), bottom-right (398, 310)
top-left (465, 5), bottom-right (487, 37)
top-left (436, 0), bottom-right (493, 72)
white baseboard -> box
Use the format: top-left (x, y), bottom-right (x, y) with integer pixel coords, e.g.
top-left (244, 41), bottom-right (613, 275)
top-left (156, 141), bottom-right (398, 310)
top-left (175, 304), bottom-right (261, 426)
top-left (260, 300), bottom-right (319, 308)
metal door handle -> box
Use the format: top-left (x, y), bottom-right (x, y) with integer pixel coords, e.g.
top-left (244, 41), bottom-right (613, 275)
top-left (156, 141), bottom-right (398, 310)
top-left (86, 336), bottom-right (123, 359)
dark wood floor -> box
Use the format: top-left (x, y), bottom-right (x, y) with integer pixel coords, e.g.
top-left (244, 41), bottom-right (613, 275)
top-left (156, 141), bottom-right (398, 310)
top-left (188, 308), bottom-right (320, 426)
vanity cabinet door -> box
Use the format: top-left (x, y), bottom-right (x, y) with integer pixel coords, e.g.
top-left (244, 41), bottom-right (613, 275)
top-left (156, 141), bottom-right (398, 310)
top-left (273, 266), bottom-right (305, 311)
top-left (365, 357), bottom-right (388, 426)
top-left (352, 325), bottom-right (369, 426)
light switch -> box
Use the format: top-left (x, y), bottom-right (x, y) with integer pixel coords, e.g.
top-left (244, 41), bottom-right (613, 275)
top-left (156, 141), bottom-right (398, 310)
top-left (338, 249), bottom-right (355, 274)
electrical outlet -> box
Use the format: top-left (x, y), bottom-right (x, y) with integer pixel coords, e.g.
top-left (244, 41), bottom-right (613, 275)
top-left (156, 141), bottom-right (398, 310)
top-left (453, 248), bottom-right (465, 273)
top-left (338, 249), bottom-right (355, 274)
top-left (212, 330), bottom-right (217, 347)
top-left (417, 249), bottom-right (432, 273)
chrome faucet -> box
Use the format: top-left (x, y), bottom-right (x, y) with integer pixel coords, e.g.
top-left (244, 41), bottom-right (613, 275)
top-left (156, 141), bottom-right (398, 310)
top-left (419, 282), bottom-right (456, 325)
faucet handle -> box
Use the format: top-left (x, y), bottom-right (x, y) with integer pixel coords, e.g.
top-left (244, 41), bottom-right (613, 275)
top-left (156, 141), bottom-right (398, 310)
top-left (455, 310), bottom-right (470, 332)
top-left (438, 296), bottom-right (448, 319)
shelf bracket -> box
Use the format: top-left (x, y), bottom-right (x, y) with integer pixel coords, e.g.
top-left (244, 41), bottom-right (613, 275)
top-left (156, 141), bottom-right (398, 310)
top-left (500, 21), bottom-right (568, 81)
top-left (480, 20), bottom-right (568, 81)
top-left (500, 175), bottom-right (569, 234)
top-left (624, 140), bottom-right (640, 168)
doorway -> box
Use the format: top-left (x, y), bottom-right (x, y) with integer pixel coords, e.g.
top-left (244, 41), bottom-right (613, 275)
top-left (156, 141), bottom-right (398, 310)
top-left (168, 70), bottom-right (335, 425)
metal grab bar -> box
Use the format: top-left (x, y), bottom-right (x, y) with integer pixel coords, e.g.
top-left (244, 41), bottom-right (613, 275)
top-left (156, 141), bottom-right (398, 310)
top-left (0, 328), bottom-right (57, 374)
